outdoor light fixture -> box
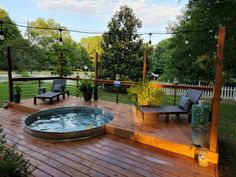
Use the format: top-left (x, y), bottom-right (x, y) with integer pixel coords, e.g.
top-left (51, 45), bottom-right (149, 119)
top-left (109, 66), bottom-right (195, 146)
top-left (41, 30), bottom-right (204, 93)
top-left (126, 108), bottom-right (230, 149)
top-left (149, 33), bottom-right (152, 45)
top-left (58, 28), bottom-right (63, 46)
top-left (0, 21), bottom-right (4, 41)
top-left (185, 40), bottom-right (189, 44)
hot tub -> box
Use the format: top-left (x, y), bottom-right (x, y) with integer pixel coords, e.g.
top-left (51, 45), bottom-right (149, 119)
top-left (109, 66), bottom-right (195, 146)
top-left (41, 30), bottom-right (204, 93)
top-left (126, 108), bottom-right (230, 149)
top-left (24, 106), bottom-right (113, 141)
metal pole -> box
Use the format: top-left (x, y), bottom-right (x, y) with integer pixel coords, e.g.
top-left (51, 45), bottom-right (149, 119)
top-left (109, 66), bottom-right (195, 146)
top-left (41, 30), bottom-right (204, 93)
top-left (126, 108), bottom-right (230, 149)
top-left (94, 52), bottom-right (98, 100)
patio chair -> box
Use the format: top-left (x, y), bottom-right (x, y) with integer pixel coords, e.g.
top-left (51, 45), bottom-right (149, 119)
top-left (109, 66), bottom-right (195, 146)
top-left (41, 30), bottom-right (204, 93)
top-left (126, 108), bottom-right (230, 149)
top-left (34, 79), bottom-right (68, 105)
top-left (137, 89), bottom-right (203, 123)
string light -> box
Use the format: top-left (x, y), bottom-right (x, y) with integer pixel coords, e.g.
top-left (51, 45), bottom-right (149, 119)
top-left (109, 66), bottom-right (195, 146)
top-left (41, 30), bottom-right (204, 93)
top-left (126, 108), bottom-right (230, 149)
top-left (58, 28), bottom-right (63, 46)
top-left (0, 20), bottom-right (222, 45)
top-left (148, 33), bottom-right (152, 45)
top-left (0, 21), bottom-right (4, 41)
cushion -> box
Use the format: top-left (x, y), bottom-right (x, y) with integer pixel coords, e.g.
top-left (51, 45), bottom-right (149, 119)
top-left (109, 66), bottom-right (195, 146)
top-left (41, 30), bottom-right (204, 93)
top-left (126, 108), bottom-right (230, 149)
top-left (53, 84), bottom-right (63, 92)
top-left (179, 96), bottom-right (191, 111)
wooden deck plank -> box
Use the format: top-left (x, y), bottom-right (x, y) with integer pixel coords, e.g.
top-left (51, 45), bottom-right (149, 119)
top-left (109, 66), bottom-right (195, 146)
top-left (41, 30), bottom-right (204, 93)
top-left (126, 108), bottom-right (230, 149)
top-left (0, 105), bottom-right (217, 177)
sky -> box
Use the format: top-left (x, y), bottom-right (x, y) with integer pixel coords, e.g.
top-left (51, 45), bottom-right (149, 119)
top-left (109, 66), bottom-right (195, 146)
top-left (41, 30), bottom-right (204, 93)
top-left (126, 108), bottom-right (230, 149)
top-left (0, 0), bottom-right (188, 44)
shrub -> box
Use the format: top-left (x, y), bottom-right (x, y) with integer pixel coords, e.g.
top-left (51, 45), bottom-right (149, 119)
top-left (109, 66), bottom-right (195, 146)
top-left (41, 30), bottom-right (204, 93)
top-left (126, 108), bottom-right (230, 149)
top-left (0, 125), bottom-right (30, 177)
top-left (128, 80), bottom-right (164, 106)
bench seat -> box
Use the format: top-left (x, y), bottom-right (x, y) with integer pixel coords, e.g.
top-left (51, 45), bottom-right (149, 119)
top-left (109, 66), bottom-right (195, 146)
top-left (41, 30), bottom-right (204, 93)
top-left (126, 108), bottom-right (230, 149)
top-left (34, 92), bottom-right (65, 105)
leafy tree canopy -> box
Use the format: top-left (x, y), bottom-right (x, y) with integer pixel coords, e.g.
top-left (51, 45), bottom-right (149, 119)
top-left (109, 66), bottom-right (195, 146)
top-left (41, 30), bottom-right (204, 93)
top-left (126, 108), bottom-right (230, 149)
top-left (80, 35), bottom-right (103, 59)
top-left (153, 0), bottom-right (236, 84)
top-left (99, 5), bottom-right (143, 81)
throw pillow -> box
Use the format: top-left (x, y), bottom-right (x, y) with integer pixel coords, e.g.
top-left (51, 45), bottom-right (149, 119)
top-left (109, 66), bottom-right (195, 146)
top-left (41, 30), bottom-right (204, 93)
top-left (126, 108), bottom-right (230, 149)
top-left (179, 96), bottom-right (191, 111)
top-left (53, 84), bottom-right (63, 92)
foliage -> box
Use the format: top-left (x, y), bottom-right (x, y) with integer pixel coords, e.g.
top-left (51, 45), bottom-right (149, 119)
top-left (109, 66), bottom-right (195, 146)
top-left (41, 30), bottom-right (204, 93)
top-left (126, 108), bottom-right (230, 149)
top-left (0, 8), bottom-right (23, 70)
top-left (99, 5), bottom-right (143, 81)
top-left (77, 79), bottom-right (94, 101)
top-left (26, 18), bottom-right (90, 76)
top-left (77, 79), bottom-right (94, 94)
top-left (0, 125), bottom-right (30, 177)
top-left (80, 36), bottom-right (103, 63)
top-left (14, 85), bottom-right (22, 95)
top-left (165, 0), bottom-right (236, 84)
top-left (191, 105), bottom-right (209, 130)
top-left (128, 80), bottom-right (164, 106)
top-left (150, 38), bottom-right (175, 81)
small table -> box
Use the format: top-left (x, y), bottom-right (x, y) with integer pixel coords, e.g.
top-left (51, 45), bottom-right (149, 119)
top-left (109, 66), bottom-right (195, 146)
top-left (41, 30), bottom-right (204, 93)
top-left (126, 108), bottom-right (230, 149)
top-left (34, 92), bottom-right (65, 105)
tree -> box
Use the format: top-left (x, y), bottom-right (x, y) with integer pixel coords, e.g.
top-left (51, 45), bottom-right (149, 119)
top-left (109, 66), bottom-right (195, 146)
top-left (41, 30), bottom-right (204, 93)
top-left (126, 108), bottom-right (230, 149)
top-left (0, 8), bottom-right (22, 70)
top-left (80, 35), bottom-right (103, 59)
top-left (26, 18), bottom-right (90, 75)
top-left (167, 0), bottom-right (236, 84)
top-left (99, 5), bottom-right (143, 81)
top-left (150, 38), bottom-right (175, 81)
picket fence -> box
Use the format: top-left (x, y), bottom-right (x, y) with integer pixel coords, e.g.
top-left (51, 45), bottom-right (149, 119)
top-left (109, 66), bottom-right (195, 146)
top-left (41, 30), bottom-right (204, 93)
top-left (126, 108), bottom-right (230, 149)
top-left (161, 84), bottom-right (236, 101)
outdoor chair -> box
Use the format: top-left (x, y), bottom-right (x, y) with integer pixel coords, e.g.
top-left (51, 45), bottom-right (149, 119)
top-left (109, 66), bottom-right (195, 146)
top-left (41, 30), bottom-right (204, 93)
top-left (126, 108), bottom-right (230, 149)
top-left (34, 79), bottom-right (68, 105)
top-left (137, 89), bottom-right (203, 123)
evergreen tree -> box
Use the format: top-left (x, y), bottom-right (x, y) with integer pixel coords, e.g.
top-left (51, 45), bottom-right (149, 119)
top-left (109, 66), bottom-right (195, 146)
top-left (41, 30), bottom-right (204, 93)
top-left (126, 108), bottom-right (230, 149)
top-left (100, 5), bottom-right (143, 81)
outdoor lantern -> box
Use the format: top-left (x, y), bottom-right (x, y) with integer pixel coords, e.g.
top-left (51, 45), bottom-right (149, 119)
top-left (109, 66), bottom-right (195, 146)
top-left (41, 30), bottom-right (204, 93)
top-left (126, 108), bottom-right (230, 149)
top-left (0, 21), bottom-right (4, 41)
top-left (58, 28), bottom-right (63, 46)
top-left (113, 81), bottom-right (121, 88)
top-left (198, 147), bottom-right (209, 167)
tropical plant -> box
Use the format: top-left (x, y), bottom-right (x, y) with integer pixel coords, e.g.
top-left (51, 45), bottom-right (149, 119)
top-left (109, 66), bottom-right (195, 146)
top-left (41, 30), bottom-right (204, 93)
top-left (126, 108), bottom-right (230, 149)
top-left (128, 80), bottom-right (164, 106)
top-left (77, 79), bottom-right (94, 101)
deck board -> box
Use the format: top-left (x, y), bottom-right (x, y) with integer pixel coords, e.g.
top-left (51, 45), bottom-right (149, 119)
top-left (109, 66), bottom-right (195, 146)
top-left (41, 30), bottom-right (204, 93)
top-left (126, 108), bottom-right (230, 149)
top-left (0, 101), bottom-right (217, 177)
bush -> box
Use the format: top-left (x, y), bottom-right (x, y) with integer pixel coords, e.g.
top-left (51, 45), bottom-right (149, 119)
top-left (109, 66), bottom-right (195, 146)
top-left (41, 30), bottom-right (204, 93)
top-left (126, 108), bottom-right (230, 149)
top-left (0, 125), bottom-right (30, 177)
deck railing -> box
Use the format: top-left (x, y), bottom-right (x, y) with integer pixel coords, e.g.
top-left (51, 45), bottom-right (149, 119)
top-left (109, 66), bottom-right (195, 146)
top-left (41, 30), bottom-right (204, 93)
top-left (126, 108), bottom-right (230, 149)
top-left (9, 76), bottom-right (214, 104)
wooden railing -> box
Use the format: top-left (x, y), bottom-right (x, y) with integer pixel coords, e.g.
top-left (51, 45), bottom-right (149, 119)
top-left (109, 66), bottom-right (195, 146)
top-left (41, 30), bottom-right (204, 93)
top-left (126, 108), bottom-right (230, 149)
top-left (10, 76), bottom-right (213, 105)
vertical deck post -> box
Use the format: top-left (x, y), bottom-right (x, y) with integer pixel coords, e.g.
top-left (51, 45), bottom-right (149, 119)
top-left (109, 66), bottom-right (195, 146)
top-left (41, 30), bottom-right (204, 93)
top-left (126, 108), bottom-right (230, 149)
top-left (143, 49), bottom-right (148, 80)
top-left (7, 47), bottom-right (13, 102)
top-left (210, 26), bottom-right (226, 153)
top-left (94, 52), bottom-right (98, 101)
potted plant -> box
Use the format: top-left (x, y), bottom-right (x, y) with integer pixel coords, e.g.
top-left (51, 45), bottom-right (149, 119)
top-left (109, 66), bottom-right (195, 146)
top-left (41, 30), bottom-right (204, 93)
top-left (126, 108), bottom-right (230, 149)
top-left (78, 79), bottom-right (94, 101)
top-left (191, 102), bottom-right (210, 146)
top-left (127, 80), bottom-right (164, 106)
top-left (13, 85), bottom-right (22, 103)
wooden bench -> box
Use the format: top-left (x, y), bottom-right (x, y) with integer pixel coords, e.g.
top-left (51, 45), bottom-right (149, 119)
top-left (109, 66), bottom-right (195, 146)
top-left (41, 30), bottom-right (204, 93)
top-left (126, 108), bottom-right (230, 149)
top-left (137, 106), bottom-right (189, 123)
top-left (34, 92), bottom-right (65, 105)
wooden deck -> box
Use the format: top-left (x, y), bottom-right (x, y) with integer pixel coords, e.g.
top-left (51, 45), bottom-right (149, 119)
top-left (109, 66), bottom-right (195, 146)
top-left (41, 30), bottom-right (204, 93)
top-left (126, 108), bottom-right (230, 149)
top-left (0, 97), bottom-right (218, 176)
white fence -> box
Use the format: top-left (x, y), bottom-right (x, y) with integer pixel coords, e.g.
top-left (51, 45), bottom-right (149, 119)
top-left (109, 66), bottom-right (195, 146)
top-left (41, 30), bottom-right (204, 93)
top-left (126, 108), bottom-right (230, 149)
top-left (161, 84), bottom-right (236, 101)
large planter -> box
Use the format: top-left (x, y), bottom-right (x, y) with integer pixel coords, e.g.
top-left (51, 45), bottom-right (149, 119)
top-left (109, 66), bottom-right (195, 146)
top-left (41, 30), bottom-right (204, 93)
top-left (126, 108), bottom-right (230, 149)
top-left (191, 104), bottom-right (210, 146)
top-left (191, 128), bottom-right (208, 146)
top-left (13, 94), bottom-right (21, 103)
top-left (83, 92), bottom-right (92, 101)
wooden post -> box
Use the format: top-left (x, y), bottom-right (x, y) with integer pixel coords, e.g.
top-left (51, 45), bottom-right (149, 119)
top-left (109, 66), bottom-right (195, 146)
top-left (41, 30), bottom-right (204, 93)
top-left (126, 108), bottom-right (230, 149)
top-left (210, 26), bottom-right (226, 152)
top-left (173, 87), bottom-right (177, 105)
top-left (38, 80), bottom-right (41, 88)
top-left (59, 53), bottom-right (64, 76)
top-left (7, 47), bottom-right (13, 102)
top-left (143, 49), bottom-right (148, 80)
top-left (116, 88), bottom-right (119, 104)
top-left (94, 52), bottom-right (98, 101)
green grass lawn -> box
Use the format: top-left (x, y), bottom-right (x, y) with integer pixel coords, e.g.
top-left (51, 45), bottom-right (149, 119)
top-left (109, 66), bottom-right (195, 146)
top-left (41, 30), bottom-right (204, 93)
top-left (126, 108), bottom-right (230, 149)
top-left (0, 82), bottom-right (235, 176)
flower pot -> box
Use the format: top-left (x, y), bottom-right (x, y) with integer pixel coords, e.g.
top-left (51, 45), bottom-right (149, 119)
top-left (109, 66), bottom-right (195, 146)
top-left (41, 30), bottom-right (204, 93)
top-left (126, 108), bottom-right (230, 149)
top-left (13, 94), bottom-right (21, 103)
top-left (83, 92), bottom-right (92, 101)
top-left (191, 128), bottom-right (207, 146)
